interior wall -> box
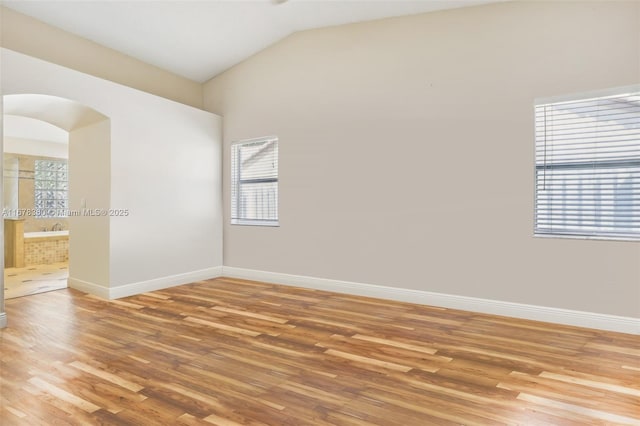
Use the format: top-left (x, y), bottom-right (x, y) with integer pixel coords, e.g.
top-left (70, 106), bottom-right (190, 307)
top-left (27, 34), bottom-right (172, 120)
top-left (108, 82), bottom-right (223, 287)
top-left (204, 1), bottom-right (640, 318)
top-left (2, 48), bottom-right (223, 293)
top-left (0, 6), bottom-right (203, 109)
top-left (4, 137), bottom-right (68, 159)
top-left (69, 120), bottom-right (110, 288)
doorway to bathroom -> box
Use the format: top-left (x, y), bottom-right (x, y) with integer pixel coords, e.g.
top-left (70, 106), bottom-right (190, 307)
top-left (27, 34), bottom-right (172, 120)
top-left (3, 113), bottom-right (70, 299)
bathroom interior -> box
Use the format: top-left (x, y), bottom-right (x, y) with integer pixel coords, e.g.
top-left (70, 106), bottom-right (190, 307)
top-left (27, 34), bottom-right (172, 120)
top-left (3, 114), bottom-right (70, 299)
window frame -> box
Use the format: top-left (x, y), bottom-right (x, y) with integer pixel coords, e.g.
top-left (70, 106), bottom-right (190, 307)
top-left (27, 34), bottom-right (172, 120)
top-left (230, 136), bottom-right (279, 227)
top-left (533, 85), bottom-right (640, 242)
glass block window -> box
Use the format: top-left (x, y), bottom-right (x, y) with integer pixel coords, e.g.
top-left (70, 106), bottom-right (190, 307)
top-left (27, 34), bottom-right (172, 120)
top-left (34, 159), bottom-right (68, 218)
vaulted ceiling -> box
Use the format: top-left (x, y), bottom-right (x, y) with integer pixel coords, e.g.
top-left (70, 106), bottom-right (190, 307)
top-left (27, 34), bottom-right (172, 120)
top-left (3, 0), bottom-right (504, 82)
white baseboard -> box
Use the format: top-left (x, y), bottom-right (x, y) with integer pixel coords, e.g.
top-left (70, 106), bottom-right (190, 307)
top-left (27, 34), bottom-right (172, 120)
top-left (0, 312), bottom-right (7, 329)
top-left (68, 277), bottom-right (110, 299)
top-left (222, 266), bottom-right (640, 335)
top-left (108, 266), bottom-right (223, 299)
top-left (69, 266), bottom-right (223, 300)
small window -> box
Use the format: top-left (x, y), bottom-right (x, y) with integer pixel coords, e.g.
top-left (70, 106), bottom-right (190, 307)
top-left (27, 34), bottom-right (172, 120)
top-left (231, 137), bottom-right (278, 226)
top-left (534, 86), bottom-right (640, 240)
top-left (34, 159), bottom-right (68, 218)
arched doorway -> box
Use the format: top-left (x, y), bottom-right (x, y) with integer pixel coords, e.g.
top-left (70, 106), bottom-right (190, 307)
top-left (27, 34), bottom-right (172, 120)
top-left (1, 48), bottom-right (223, 329)
top-left (1, 94), bottom-right (110, 323)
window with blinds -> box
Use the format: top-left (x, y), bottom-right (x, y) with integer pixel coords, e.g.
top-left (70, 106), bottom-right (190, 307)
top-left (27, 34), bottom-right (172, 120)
top-left (534, 87), bottom-right (640, 240)
top-left (231, 137), bottom-right (278, 226)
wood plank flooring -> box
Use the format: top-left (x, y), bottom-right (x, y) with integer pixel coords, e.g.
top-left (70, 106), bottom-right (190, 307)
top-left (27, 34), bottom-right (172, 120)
top-left (1, 277), bottom-right (638, 425)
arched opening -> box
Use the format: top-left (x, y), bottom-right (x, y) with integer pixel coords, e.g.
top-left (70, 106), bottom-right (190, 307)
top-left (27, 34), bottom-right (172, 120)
top-left (2, 94), bottom-right (110, 307)
top-left (1, 48), bottom-right (222, 330)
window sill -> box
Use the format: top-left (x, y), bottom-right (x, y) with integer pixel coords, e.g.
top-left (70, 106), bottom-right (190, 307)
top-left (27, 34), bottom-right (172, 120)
top-left (534, 233), bottom-right (639, 243)
top-left (231, 219), bottom-right (279, 227)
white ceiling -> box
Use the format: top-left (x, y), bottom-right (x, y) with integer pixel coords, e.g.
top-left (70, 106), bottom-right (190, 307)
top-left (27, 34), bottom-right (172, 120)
top-left (3, 0), bottom-right (502, 83)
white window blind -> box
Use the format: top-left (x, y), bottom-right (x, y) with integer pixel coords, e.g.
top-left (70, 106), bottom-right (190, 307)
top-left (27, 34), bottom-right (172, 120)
top-left (535, 87), bottom-right (640, 240)
top-left (231, 137), bottom-right (278, 226)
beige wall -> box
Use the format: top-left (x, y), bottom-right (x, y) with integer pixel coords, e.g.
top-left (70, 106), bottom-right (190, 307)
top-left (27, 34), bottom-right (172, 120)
top-left (204, 1), bottom-right (640, 318)
top-left (68, 119), bottom-right (110, 289)
top-left (0, 6), bottom-right (202, 109)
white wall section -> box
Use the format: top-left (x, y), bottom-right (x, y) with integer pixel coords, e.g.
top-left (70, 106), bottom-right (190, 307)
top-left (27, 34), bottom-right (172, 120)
top-left (2, 48), bottom-right (223, 297)
top-left (4, 137), bottom-right (68, 159)
top-left (68, 119), bottom-right (111, 290)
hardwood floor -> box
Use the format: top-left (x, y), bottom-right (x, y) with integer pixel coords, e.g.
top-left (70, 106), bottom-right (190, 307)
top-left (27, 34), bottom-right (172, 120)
top-left (1, 277), bottom-right (638, 425)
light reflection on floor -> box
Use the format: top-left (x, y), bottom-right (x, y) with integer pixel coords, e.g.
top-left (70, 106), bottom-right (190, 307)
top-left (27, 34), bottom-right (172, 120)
top-left (4, 262), bottom-right (69, 299)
